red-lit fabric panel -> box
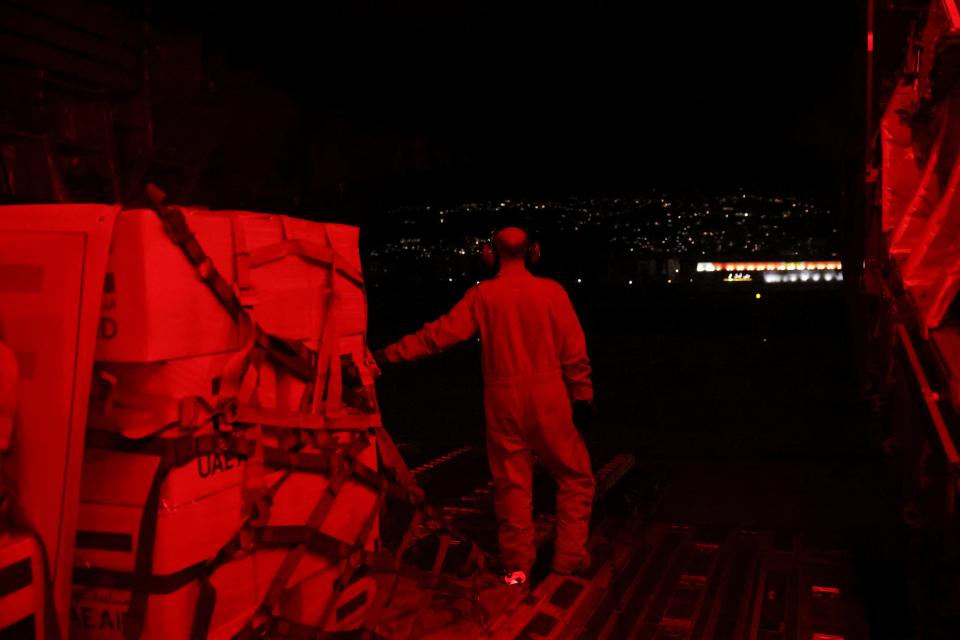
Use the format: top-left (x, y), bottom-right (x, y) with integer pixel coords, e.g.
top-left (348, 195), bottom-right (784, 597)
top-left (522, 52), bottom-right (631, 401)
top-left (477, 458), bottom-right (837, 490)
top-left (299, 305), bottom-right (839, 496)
top-left (881, 82), bottom-right (923, 233)
top-left (0, 204), bottom-right (117, 638)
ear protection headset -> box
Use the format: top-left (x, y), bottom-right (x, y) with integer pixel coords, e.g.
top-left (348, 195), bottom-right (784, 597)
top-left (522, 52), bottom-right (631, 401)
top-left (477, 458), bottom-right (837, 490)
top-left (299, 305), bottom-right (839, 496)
top-left (481, 227), bottom-right (541, 270)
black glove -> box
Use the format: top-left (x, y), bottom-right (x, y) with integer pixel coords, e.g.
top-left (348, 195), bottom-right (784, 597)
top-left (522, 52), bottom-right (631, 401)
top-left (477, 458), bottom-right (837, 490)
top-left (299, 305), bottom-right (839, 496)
top-left (572, 399), bottom-right (596, 431)
top-left (372, 349), bottom-right (389, 370)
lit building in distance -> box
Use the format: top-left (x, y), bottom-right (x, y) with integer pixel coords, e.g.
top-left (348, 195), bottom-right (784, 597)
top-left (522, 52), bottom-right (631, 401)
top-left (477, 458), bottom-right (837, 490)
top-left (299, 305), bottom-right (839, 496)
top-left (695, 261), bottom-right (843, 286)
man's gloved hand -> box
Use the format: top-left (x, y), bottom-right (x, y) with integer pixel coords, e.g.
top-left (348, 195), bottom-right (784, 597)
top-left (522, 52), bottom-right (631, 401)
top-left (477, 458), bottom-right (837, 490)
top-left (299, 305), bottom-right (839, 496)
top-left (572, 399), bottom-right (596, 431)
top-left (372, 349), bottom-right (389, 370)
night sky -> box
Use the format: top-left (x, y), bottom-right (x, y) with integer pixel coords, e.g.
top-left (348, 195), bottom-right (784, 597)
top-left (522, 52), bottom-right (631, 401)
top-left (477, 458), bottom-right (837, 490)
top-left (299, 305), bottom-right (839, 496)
top-left (148, 1), bottom-right (866, 206)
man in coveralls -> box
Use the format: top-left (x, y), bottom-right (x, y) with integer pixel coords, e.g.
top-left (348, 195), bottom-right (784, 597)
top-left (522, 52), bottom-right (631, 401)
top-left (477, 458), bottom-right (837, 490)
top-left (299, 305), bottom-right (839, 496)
top-left (375, 227), bottom-right (595, 585)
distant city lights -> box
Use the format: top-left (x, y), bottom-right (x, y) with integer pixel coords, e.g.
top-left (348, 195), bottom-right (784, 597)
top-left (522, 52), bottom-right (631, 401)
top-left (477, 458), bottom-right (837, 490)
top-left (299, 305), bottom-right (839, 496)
top-left (370, 193), bottom-right (838, 286)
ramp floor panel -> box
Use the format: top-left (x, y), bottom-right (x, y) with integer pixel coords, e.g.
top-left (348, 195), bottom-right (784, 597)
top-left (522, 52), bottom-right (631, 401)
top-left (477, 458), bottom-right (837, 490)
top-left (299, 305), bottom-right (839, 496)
top-left (372, 517), bottom-right (868, 640)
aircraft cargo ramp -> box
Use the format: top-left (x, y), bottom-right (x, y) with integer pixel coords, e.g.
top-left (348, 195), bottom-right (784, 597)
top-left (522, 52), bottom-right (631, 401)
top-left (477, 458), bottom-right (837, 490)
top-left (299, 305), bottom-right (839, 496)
top-left (367, 445), bottom-right (869, 640)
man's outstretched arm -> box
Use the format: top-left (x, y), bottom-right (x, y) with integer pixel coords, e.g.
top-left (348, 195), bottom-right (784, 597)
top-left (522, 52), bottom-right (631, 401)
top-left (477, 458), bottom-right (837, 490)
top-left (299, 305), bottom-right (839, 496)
top-left (379, 288), bottom-right (479, 364)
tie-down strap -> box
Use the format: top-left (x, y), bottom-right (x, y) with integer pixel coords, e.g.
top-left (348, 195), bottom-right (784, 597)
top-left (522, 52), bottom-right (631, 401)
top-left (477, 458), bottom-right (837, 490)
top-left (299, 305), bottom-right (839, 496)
top-left (83, 427), bottom-right (414, 503)
top-left (78, 424), bottom-right (492, 639)
top-left (243, 524), bottom-right (491, 637)
top-left (246, 238), bottom-right (365, 289)
top-left (230, 209), bottom-right (365, 309)
top-left (89, 386), bottom-right (379, 440)
top-left (144, 184), bottom-right (316, 382)
top-left (77, 430), bottom-right (377, 639)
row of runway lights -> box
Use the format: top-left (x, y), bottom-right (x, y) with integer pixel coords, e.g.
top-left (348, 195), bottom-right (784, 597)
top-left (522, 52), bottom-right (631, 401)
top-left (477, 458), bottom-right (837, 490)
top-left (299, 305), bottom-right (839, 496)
top-left (697, 261), bottom-right (842, 272)
top-left (572, 271), bottom-right (844, 285)
top-left (762, 270), bottom-right (843, 283)
top-left (723, 270), bottom-right (844, 283)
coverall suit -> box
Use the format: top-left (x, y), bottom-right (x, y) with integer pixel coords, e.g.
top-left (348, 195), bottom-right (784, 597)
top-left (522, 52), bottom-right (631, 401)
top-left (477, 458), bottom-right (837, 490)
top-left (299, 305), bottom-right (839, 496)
top-left (381, 270), bottom-right (595, 573)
